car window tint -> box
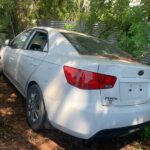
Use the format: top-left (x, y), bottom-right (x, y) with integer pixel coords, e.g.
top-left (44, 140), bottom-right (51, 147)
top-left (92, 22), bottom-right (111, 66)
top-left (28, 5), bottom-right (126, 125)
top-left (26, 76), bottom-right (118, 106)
top-left (11, 30), bottom-right (32, 49)
top-left (27, 31), bottom-right (47, 51)
top-left (61, 32), bottom-right (132, 59)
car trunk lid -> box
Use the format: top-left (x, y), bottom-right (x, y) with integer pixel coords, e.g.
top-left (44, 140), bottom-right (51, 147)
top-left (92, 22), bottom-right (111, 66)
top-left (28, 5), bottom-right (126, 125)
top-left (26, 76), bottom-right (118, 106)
top-left (98, 63), bottom-right (150, 106)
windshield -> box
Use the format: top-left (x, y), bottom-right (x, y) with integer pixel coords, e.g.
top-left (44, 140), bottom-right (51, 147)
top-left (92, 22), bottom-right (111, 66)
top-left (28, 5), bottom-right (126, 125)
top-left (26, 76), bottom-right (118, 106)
top-left (61, 32), bottom-right (133, 60)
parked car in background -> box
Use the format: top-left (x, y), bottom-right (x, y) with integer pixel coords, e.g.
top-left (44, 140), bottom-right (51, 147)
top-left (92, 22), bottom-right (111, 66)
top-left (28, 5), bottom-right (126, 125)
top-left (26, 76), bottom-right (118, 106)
top-left (1, 27), bottom-right (150, 140)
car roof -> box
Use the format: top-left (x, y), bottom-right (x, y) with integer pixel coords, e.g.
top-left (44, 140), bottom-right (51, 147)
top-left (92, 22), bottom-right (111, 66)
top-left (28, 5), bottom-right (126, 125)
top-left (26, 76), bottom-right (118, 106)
top-left (31, 26), bottom-right (90, 37)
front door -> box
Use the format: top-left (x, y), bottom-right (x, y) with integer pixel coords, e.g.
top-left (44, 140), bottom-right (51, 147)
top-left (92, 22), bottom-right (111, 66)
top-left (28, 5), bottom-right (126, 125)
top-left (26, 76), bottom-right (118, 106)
top-left (4, 30), bottom-right (33, 82)
top-left (15, 30), bottom-right (48, 92)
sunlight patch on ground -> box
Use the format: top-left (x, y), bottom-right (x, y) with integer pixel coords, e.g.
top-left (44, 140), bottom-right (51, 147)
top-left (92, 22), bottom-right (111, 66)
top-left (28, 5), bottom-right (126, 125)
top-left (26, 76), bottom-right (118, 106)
top-left (10, 92), bottom-right (17, 98)
top-left (23, 129), bottom-right (64, 150)
top-left (6, 92), bottom-right (18, 103)
top-left (0, 107), bottom-right (14, 116)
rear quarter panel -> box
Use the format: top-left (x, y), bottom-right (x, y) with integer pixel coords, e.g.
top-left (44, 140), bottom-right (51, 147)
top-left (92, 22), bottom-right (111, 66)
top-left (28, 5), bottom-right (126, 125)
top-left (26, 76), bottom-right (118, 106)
top-left (28, 56), bottom-right (101, 138)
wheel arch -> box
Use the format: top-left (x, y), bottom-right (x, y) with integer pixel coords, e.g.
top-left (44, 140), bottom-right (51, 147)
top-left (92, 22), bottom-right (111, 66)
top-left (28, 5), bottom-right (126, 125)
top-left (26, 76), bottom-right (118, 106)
top-left (26, 81), bottom-right (49, 130)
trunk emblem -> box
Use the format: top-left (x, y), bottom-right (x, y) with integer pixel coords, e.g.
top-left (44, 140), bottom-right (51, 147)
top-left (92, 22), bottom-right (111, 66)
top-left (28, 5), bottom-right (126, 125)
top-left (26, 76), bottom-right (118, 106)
top-left (138, 70), bottom-right (144, 76)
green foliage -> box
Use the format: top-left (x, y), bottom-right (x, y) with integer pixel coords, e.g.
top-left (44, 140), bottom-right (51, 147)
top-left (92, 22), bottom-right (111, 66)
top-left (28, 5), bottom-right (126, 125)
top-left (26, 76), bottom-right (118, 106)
top-left (118, 22), bottom-right (150, 59)
top-left (0, 0), bottom-right (84, 37)
top-left (0, 0), bottom-right (37, 37)
top-left (138, 143), bottom-right (143, 150)
top-left (117, 5), bottom-right (150, 59)
top-left (0, 0), bottom-right (150, 58)
top-left (85, 0), bottom-right (150, 58)
top-left (64, 23), bottom-right (75, 31)
top-left (140, 126), bottom-right (150, 141)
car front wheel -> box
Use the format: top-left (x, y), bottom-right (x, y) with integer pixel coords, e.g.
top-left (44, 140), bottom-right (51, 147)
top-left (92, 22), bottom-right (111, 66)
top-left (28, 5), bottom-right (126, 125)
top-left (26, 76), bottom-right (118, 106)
top-left (26, 84), bottom-right (46, 130)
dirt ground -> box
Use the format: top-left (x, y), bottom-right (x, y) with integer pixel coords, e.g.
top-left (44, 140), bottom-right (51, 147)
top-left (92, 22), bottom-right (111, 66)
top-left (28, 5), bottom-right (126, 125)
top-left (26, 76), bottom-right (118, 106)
top-left (0, 76), bottom-right (150, 150)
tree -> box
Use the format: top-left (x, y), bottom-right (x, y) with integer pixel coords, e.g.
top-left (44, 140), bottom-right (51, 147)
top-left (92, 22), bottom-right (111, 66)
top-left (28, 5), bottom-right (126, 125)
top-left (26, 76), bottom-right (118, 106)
top-left (84, 0), bottom-right (150, 58)
top-left (0, 0), bottom-right (37, 37)
top-left (0, 0), bottom-right (149, 59)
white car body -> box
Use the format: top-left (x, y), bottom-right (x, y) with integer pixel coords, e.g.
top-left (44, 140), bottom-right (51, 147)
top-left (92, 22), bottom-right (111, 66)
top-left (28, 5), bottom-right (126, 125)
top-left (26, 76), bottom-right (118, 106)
top-left (1, 27), bottom-right (150, 139)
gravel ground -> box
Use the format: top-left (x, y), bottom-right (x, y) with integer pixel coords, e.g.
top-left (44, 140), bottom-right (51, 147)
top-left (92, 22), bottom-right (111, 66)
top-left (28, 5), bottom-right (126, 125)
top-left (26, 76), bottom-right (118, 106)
top-left (0, 76), bottom-right (150, 150)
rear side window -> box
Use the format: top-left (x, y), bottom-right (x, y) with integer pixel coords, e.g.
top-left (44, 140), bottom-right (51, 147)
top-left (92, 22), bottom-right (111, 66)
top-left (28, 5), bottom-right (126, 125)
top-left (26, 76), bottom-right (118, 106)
top-left (27, 31), bottom-right (47, 51)
top-left (61, 32), bottom-right (131, 59)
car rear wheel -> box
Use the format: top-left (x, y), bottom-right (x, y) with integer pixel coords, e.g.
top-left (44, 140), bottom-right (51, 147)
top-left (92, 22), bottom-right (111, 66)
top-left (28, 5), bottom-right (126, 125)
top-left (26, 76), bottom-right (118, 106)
top-left (26, 84), bottom-right (46, 130)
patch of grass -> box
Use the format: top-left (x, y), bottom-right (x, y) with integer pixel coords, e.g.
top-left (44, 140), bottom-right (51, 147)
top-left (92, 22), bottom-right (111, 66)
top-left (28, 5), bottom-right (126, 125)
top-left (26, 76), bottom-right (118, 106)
top-left (138, 142), bottom-right (143, 150)
top-left (140, 126), bottom-right (150, 141)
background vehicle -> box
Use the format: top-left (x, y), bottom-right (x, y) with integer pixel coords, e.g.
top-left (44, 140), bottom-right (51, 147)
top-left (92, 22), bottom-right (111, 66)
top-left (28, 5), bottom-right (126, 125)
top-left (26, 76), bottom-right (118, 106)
top-left (1, 27), bottom-right (150, 140)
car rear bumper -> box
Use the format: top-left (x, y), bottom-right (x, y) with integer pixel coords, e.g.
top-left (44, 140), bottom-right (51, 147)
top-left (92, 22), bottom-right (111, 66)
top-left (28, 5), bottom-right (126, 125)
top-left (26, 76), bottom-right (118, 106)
top-left (48, 101), bottom-right (150, 140)
top-left (90, 120), bottom-right (150, 140)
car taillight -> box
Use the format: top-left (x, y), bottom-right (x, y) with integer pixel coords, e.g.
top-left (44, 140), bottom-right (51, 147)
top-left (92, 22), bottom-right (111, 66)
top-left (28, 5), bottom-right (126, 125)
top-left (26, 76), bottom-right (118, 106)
top-left (63, 66), bottom-right (117, 89)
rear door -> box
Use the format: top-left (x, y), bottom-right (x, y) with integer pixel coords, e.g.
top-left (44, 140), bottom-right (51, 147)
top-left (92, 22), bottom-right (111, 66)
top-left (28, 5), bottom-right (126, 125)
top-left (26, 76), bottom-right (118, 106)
top-left (15, 29), bottom-right (48, 92)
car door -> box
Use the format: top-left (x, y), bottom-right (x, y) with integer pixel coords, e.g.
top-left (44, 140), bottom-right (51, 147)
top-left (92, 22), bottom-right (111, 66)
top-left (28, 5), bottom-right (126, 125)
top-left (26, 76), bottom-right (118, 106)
top-left (3, 30), bottom-right (33, 81)
top-left (15, 30), bottom-right (48, 93)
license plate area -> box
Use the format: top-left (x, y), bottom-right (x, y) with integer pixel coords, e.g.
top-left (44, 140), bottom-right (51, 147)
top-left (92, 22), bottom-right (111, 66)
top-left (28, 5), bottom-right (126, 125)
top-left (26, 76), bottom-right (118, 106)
top-left (120, 82), bottom-right (149, 103)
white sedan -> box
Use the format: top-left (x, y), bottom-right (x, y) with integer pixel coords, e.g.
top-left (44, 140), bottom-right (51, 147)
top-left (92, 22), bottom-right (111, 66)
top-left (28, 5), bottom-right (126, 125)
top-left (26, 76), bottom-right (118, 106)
top-left (1, 27), bottom-right (150, 140)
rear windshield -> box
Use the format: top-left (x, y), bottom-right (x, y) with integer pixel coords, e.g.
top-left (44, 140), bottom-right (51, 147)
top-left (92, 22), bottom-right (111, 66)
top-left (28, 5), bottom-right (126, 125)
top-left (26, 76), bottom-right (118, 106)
top-left (61, 32), bottom-right (132, 59)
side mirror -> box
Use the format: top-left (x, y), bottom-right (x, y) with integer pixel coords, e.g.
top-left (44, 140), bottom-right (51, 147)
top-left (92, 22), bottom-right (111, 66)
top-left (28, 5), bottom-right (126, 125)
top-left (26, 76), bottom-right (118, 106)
top-left (4, 39), bottom-right (10, 46)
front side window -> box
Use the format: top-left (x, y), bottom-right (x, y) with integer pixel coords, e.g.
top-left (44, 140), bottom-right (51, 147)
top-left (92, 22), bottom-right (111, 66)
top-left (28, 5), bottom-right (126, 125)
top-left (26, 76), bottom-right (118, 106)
top-left (27, 31), bottom-right (47, 51)
top-left (11, 30), bottom-right (32, 49)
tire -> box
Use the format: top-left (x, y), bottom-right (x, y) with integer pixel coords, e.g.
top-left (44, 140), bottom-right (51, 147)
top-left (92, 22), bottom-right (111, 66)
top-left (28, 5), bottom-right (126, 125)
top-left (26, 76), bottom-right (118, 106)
top-left (26, 84), bottom-right (47, 131)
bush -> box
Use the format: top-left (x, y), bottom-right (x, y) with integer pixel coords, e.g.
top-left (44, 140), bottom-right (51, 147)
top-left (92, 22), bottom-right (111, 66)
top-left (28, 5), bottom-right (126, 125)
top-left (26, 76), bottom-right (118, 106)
top-left (118, 22), bottom-right (150, 59)
top-left (140, 126), bottom-right (150, 141)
